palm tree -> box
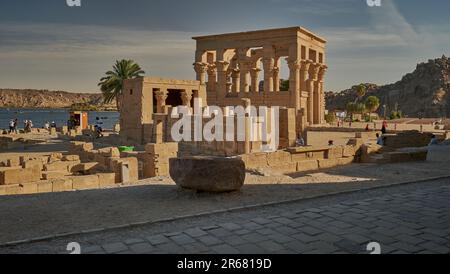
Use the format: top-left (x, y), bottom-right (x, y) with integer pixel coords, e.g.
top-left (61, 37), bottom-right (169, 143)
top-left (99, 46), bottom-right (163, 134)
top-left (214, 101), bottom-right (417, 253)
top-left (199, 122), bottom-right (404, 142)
top-left (98, 59), bottom-right (145, 111)
top-left (354, 84), bottom-right (367, 103)
top-left (365, 96), bottom-right (380, 121)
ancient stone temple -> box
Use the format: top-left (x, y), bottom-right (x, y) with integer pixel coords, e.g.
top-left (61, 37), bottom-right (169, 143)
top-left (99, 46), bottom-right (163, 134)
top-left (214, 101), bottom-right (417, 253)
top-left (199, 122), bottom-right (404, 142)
top-left (120, 27), bottom-right (327, 146)
top-left (193, 26), bottom-right (327, 129)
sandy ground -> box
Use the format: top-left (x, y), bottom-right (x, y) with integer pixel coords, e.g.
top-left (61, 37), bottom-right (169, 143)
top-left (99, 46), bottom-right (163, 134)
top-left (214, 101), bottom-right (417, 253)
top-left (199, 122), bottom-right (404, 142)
top-left (1, 133), bottom-right (450, 244)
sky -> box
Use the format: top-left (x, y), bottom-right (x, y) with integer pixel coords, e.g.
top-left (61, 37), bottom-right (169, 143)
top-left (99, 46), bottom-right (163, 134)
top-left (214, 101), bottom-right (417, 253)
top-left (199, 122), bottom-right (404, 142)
top-left (0, 0), bottom-right (449, 93)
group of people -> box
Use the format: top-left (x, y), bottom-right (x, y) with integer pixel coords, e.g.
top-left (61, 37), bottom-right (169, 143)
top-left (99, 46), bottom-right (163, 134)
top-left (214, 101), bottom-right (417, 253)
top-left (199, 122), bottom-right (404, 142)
top-left (8, 119), bottom-right (33, 133)
top-left (8, 119), bottom-right (18, 134)
top-left (43, 121), bottom-right (57, 130)
top-left (7, 119), bottom-right (57, 134)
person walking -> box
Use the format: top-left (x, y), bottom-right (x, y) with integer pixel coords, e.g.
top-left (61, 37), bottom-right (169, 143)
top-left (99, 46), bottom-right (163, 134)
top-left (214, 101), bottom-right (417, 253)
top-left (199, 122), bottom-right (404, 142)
top-left (13, 118), bottom-right (18, 134)
top-left (381, 120), bottom-right (388, 134)
top-left (8, 119), bottom-right (15, 134)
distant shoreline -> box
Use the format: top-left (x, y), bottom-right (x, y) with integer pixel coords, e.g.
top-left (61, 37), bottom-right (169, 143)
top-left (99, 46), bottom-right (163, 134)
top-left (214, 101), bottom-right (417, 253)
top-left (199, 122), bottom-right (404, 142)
top-left (0, 107), bottom-right (118, 112)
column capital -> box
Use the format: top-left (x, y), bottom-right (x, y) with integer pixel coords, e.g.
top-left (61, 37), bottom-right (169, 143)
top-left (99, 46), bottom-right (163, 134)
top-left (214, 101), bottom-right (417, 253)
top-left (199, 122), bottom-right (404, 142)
top-left (318, 65), bottom-right (328, 82)
top-left (180, 90), bottom-right (192, 106)
top-left (300, 59), bottom-right (313, 71)
top-left (286, 58), bottom-right (301, 70)
top-left (262, 57), bottom-right (275, 72)
top-left (207, 64), bottom-right (217, 75)
top-left (154, 89), bottom-right (168, 100)
top-left (215, 60), bottom-right (230, 72)
top-left (308, 63), bottom-right (321, 81)
top-left (193, 62), bottom-right (208, 73)
top-left (231, 68), bottom-right (241, 77)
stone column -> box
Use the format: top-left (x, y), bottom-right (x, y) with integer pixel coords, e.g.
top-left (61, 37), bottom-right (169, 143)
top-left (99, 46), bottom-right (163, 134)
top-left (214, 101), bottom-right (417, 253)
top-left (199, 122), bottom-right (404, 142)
top-left (287, 58), bottom-right (301, 109)
top-left (231, 68), bottom-right (240, 93)
top-left (308, 63), bottom-right (321, 124)
top-left (193, 62), bottom-right (208, 84)
top-left (154, 89), bottom-right (168, 114)
top-left (239, 61), bottom-right (251, 93)
top-left (262, 57), bottom-right (275, 93)
top-left (273, 67), bottom-right (280, 92)
top-left (180, 90), bottom-right (193, 107)
top-left (215, 60), bottom-right (230, 99)
top-left (300, 60), bottom-right (311, 93)
top-left (317, 65), bottom-right (328, 124)
top-left (250, 67), bottom-right (261, 93)
top-left (206, 64), bottom-right (217, 93)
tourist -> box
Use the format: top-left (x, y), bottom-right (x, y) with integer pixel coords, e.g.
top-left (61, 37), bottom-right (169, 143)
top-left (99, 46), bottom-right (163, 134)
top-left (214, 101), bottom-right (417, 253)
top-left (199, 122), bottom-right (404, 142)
top-left (328, 140), bottom-right (334, 146)
top-left (428, 135), bottom-right (439, 146)
top-left (296, 133), bottom-right (305, 147)
top-left (376, 133), bottom-right (384, 146)
top-left (381, 120), bottom-right (388, 134)
top-left (51, 121), bottom-right (57, 128)
top-left (13, 119), bottom-right (18, 134)
top-left (24, 120), bottom-right (33, 133)
top-left (8, 119), bottom-right (15, 134)
top-left (44, 121), bottom-right (50, 130)
top-left (365, 124), bottom-right (370, 131)
top-left (94, 125), bottom-right (103, 138)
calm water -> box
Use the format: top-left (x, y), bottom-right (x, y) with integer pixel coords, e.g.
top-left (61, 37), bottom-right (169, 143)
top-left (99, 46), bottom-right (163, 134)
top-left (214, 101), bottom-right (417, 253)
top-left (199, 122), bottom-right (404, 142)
top-left (0, 108), bottom-right (119, 130)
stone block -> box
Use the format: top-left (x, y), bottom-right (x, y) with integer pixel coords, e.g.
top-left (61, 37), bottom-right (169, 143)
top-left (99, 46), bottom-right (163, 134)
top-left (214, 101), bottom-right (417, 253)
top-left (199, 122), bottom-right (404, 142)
top-left (71, 162), bottom-right (103, 174)
top-left (296, 160), bottom-right (319, 172)
top-left (318, 158), bottom-right (339, 169)
top-left (42, 171), bottom-right (67, 180)
top-left (267, 150), bottom-right (291, 167)
top-left (62, 155), bottom-right (80, 162)
top-left (44, 161), bottom-right (71, 172)
top-left (337, 157), bottom-right (354, 166)
top-left (170, 156), bottom-right (245, 192)
top-left (110, 157), bottom-right (139, 184)
top-left (342, 145), bottom-right (356, 157)
top-left (267, 162), bottom-right (297, 174)
top-left (71, 175), bottom-right (99, 190)
top-left (145, 142), bottom-right (179, 155)
top-left (0, 166), bottom-right (41, 185)
top-left (0, 184), bottom-right (21, 195)
top-left (7, 157), bottom-right (20, 167)
top-left (37, 181), bottom-right (53, 193)
top-left (326, 146), bottom-right (344, 159)
top-left (19, 182), bottom-right (39, 194)
top-left (98, 147), bottom-right (120, 158)
top-left (52, 178), bottom-right (73, 192)
top-left (291, 152), bottom-right (307, 162)
top-left (97, 173), bottom-right (116, 187)
top-left (49, 153), bottom-right (63, 162)
top-left (238, 152), bottom-right (268, 169)
top-left (23, 159), bottom-right (44, 171)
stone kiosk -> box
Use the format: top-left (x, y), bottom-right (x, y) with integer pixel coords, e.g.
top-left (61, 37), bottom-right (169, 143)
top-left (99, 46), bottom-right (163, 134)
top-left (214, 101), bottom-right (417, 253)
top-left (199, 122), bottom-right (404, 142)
top-left (193, 26), bottom-right (328, 133)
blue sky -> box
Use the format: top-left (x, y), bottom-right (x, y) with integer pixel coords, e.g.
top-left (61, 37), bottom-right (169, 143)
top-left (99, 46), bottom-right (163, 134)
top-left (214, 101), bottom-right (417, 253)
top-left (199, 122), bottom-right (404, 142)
top-left (0, 0), bottom-right (449, 93)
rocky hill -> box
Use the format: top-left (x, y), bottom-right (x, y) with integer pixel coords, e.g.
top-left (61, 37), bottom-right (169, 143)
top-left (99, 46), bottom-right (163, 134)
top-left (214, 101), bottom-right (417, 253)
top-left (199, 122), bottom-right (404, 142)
top-left (326, 55), bottom-right (450, 118)
top-left (0, 89), bottom-right (116, 110)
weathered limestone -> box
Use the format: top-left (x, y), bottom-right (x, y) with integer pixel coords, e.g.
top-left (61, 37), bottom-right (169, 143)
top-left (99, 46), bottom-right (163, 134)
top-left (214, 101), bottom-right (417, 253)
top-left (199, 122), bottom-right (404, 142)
top-left (143, 143), bottom-right (179, 177)
top-left (71, 175), bottom-right (100, 190)
top-left (170, 156), bottom-right (246, 192)
top-left (0, 167), bottom-right (41, 185)
top-left (52, 178), bottom-right (73, 192)
top-left (97, 173), bottom-right (116, 187)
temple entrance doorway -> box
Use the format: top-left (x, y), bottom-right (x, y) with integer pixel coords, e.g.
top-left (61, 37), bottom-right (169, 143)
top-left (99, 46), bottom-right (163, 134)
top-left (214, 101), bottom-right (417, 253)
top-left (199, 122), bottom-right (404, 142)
top-left (166, 89), bottom-right (183, 107)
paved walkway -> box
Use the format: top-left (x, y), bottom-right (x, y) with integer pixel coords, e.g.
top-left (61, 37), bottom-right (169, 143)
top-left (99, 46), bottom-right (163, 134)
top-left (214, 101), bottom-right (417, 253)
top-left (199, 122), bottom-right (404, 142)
top-left (1, 178), bottom-right (449, 254)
